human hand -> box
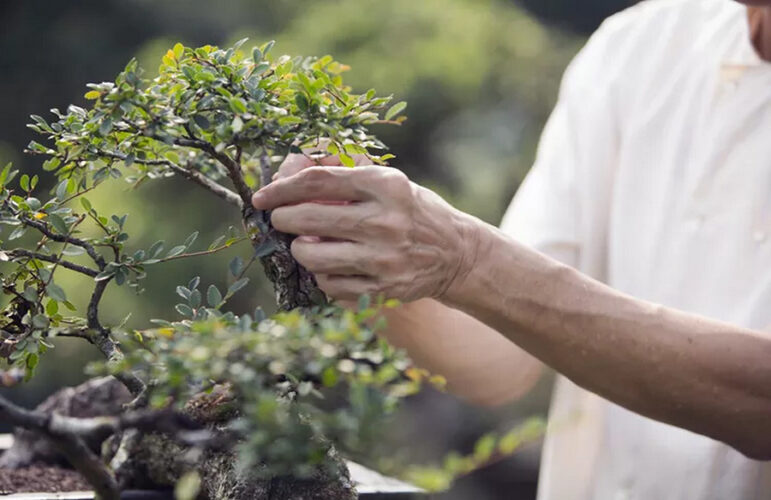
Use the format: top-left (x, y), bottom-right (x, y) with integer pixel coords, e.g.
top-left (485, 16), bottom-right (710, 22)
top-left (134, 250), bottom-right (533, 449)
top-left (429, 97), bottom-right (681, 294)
top-left (252, 163), bottom-right (480, 303)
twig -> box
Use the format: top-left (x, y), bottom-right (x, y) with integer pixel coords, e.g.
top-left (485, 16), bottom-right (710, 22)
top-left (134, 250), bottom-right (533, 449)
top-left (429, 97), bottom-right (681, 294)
top-left (58, 185), bottom-right (97, 206)
top-left (44, 214), bottom-right (87, 288)
top-left (149, 237), bottom-right (247, 265)
top-left (98, 149), bottom-right (243, 209)
top-left (5, 249), bottom-right (99, 278)
top-left (18, 214), bottom-right (105, 269)
top-left (176, 127), bottom-right (252, 207)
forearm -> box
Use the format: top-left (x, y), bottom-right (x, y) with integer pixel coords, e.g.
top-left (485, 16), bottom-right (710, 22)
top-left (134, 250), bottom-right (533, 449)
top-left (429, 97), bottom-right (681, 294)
top-left (379, 298), bottom-right (543, 406)
top-left (445, 218), bottom-right (771, 459)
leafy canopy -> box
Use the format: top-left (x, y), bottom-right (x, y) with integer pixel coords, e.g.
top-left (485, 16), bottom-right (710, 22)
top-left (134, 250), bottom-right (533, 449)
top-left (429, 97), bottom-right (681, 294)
top-left (0, 39), bottom-right (413, 478)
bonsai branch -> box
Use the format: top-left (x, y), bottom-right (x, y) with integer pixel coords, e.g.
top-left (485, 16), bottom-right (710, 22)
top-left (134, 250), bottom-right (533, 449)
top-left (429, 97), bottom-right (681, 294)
top-left (176, 127), bottom-right (252, 207)
top-left (0, 393), bottom-right (120, 500)
top-left (98, 149), bottom-right (243, 209)
top-left (0, 393), bottom-right (205, 500)
top-left (84, 280), bottom-right (146, 397)
top-left (4, 249), bottom-right (99, 277)
top-left (18, 214), bottom-right (105, 269)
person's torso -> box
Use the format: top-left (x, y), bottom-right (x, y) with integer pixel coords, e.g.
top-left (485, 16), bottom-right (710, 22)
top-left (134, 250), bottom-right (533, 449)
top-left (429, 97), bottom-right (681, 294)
top-left (538, 1), bottom-right (771, 499)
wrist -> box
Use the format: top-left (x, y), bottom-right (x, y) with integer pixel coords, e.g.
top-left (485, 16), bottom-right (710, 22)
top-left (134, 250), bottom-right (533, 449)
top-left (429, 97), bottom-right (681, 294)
top-left (438, 209), bottom-right (489, 306)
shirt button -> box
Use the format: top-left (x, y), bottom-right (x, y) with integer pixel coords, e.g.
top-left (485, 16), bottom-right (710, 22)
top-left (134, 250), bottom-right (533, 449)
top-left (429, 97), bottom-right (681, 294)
top-left (754, 230), bottom-right (767, 243)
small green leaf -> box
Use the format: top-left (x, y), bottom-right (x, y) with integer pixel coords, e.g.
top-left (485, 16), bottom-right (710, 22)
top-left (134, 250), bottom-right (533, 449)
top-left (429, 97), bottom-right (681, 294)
top-left (229, 97), bottom-right (247, 114)
top-left (26, 352), bottom-right (39, 371)
top-left (193, 114), bottom-right (210, 130)
top-left (43, 158), bottom-right (61, 171)
top-left (48, 214), bottom-right (68, 234)
top-left (189, 289), bottom-right (202, 309)
top-left (231, 116), bottom-right (243, 133)
top-left (94, 270), bottom-right (116, 282)
top-left (80, 198), bottom-right (92, 212)
top-left (99, 117), bottom-right (113, 136)
top-left (295, 94), bottom-right (309, 111)
top-left (23, 286), bottom-right (38, 302)
top-left (0, 163), bottom-right (14, 185)
top-left (175, 303), bottom-right (194, 318)
top-left (55, 180), bottom-right (69, 200)
top-left (339, 153), bottom-right (355, 168)
top-left (32, 314), bottom-right (49, 329)
top-left (229, 256), bottom-right (244, 277)
top-left (148, 240), bottom-right (165, 258)
top-left (254, 239), bottom-right (277, 258)
top-left (498, 430), bottom-right (521, 455)
top-left (253, 62), bottom-right (270, 75)
top-left (114, 268), bottom-right (127, 286)
top-left (166, 245), bottom-right (186, 258)
top-left (46, 283), bottom-right (67, 303)
top-left (9, 226), bottom-right (26, 240)
top-left (207, 285), bottom-right (222, 307)
top-left (45, 299), bottom-right (58, 316)
top-left (473, 434), bottom-right (497, 463)
top-left (232, 37), bottom-right (248, 53)
top-left (173, 42), bottom-right (185, 60)
top-left (183, 231), bottom-right (199, 250)
top-left (227, 278), bottom-right (249, 296)
top-left (321, 366), bottom-right (338, 387)
top-left (261, 40), bottom-right (275, 57)
top-left (385, 101), bottom-right (407, 121)
top-left (209, 235), bottom-right (225, 250)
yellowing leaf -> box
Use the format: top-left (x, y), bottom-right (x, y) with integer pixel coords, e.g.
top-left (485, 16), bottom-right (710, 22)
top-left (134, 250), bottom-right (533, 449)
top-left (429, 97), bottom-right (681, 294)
top-left (429, 374), bottom-right (448, 391)
top-left (339, 153), bottom-right (355, 168)
top-left (84, 90), bottom-right (101, 100)
top-left (33, 212), bottom-right (46, 220)
top-left (173, 43), bottom-right (184, 60)
top-left (158, 327), bottom-right (175, 338)
top-left (405, 367), bottom-right (426, 383)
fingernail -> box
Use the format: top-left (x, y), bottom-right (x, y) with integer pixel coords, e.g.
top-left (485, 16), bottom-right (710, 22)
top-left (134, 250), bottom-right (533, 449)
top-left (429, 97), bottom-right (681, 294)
top-left (251, 191), bottom-right (264, 207)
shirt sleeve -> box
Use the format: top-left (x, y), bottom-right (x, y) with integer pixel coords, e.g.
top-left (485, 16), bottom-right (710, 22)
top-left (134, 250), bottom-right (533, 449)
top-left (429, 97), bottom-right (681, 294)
top-left (500, 20), bottom-right (624, 279)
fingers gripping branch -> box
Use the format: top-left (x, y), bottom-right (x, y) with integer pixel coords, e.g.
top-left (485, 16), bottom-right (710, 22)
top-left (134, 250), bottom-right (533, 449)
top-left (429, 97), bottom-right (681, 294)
top-left (242, 156), bottom-right (327, 311)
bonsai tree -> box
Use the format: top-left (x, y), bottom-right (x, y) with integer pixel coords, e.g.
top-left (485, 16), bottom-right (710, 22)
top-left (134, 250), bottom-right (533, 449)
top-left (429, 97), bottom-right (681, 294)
top-left (0, 39), bottom-right (420, 500)
top-left (0, 39), bottom-right (543, 499)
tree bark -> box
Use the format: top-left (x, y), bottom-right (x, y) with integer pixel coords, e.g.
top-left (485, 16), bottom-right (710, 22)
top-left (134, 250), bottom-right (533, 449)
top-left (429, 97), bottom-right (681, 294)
top-left (1, 379), bottom-right (357, 500)
top-left (242, 207), bottom-right (327, 311)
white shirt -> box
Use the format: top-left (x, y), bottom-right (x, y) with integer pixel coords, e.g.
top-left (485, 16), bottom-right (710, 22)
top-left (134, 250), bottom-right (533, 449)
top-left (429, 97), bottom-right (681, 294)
top-left (500, 1), bottom-right (771, 499)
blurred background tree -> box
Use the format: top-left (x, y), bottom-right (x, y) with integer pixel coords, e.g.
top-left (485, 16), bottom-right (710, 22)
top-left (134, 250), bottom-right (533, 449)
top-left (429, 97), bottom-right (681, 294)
top-left (0, 1), bottom-right (637, 498)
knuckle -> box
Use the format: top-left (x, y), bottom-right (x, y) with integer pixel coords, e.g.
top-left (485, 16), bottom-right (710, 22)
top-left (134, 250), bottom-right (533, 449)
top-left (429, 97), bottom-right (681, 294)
top-left (381, 168), bottom-right (411, 194)
top-left (298, 167), bottom-right (334, 192)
